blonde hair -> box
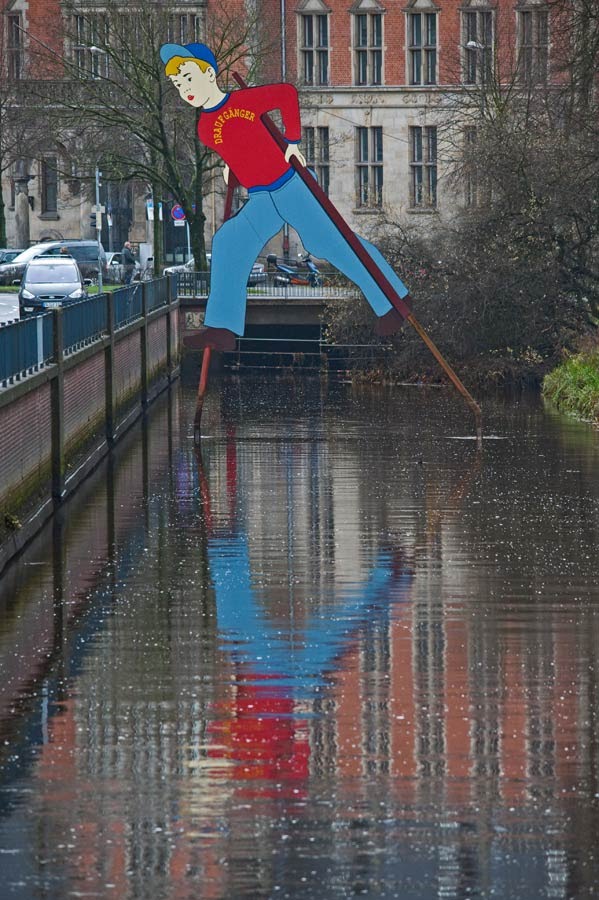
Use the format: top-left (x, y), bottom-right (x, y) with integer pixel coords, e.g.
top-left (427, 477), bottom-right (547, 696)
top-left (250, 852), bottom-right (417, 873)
top-left (165, 56), bottom-right (210, 77)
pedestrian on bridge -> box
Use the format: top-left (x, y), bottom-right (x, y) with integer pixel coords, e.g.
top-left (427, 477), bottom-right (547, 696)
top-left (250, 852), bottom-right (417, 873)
top-left (122, 241), bottom-right (136, 286)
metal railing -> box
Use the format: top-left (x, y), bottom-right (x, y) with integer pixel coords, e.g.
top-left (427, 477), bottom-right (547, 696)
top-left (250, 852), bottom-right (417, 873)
top-left (145, 276), bottom-right (170, 312)
top-left (176, 270), bottom-right (359, 300)
top-left (0, 313), bottom-right (54, 385)
top-left (63, 294), bottom-right (108, 355)
top-left (113, 284), bottom-right (143, 329)
top-left (0, 278), bottom-right (173, 386)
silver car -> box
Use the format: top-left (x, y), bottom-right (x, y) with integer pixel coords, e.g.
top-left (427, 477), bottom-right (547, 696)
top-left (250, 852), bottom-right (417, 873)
top-left (0, 240), bottom-right (106, 286)
top-left (162, 254), bottom-right (266, 284)
top-left (18, 257), bottom-right (89, 316)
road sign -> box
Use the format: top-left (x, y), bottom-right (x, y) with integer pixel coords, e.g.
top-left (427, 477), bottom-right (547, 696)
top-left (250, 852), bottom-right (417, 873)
top-left (174, 220), bottom-right (185, 227)
top-left (171, 204), bottom-right (186, 221)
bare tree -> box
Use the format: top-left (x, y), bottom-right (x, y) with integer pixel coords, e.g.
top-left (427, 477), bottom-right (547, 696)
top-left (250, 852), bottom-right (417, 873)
top-left (26, 0), bottom-right (271, 268)
top-left (432, 3), bottom-right (599, 349)
top-left (0, 28), bottom-right (45, 247)
top-left (326, 2), bottom-right (599, 383)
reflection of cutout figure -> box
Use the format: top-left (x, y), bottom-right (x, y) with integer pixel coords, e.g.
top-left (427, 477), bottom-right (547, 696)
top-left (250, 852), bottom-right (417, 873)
top-left (208, 534), bottom-right (413, 692)
top-left (192, 440), bottom-right (413, 790)
top-left (160, 42), bottom-right (412, 351)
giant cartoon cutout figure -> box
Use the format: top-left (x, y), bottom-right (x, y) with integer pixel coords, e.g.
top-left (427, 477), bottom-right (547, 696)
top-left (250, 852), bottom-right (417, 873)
top-left (160, 41), bottom-right (413, 351)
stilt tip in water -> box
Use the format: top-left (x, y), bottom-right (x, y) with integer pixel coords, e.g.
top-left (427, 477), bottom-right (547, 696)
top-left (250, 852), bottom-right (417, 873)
top-left (475, 407), bottom-right (483, 449)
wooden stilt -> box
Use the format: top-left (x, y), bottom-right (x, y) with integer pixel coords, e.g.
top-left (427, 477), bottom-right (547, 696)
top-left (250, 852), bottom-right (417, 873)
top-left (232, 71), bottom-right (482, 442)
top-left (406, 313), bottom-right (483, 445)
top-left (193, 347), bottom-right (212, 443)
top-left (192, 175), bottom-right (239, 443)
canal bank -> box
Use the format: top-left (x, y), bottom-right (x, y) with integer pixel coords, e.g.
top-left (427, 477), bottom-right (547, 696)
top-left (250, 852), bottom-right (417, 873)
top-left (1, 373), bottom-right (599, 899)
top-left (0, 278), bottom-right (179, 576)
top-left (543, 339), bottom-right (599, 426)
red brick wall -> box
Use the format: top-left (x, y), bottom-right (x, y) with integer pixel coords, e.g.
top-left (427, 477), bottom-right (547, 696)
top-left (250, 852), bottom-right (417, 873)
top-left (114, 332), bottom-right (143, 412)
top-left (22, 0), bottom-right (65, 79)
top-left (148, 318), bottom-right (167, 377)
top-left (0, 383), bottom-right (52, 509)
top-left (64, 353), bottom-right (106, 455)
top-left (279, 0), bottom-right (566, 89)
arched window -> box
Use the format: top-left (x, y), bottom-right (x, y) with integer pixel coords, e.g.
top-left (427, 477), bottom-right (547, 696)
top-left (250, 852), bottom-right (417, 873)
top-left (461, 0), bottom-right (494, 85)
top-left (405, 0), bottom-right (439, 86)
top-left (351, 0), bottom-right (385, 87)
top-left (516, 1), bottom-right (549, 84)
top-left (297, 0), bottom-right (331, 86)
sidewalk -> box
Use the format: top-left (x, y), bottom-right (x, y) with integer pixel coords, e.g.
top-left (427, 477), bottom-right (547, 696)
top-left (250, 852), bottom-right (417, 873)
top-left (0, 292), bottom-right (20, 325)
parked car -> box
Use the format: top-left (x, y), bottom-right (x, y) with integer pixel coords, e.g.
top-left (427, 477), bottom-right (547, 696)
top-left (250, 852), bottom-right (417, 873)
top-left (17, 257), bottom-right (90, 316)
top-left (162, 254), bottom-right (266, 285)
top-left (162, 257), bottom-right (195, 276)
top-left (0, 248), bottom-right (24, 265)
top-left (105, 251), bottom-right (141, 283)
top-left (0, 240), bottom-right (107, 286)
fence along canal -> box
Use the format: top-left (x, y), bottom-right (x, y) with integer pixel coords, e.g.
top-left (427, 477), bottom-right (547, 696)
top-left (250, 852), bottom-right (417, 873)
top-left (0, 277), bottom-right (179, 575)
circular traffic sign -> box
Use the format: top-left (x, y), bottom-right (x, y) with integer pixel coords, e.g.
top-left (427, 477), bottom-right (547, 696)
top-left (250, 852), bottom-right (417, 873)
top-left (171, 204), bottom-right (186, 221)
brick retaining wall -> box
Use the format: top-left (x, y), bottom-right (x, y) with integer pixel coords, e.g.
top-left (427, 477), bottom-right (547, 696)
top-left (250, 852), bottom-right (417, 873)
top-left (0, 287), bottom-right (180, 576)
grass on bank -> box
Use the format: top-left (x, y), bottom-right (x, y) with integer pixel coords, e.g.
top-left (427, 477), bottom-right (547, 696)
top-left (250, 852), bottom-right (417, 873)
top-left (543, 344), bottom-right (599, 424)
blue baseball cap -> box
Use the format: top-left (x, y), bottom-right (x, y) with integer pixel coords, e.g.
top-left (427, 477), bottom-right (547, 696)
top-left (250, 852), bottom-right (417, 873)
top-left (160, 42), bottom-right (218, 74)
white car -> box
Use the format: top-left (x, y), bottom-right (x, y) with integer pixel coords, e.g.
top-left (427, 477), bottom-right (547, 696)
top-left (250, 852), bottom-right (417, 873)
top-left (162, 257), bottom-right (196, 276)
top-left (106, 251), bottom-right (141, 283)
top-left (163, 254), bottom-right (266, 284)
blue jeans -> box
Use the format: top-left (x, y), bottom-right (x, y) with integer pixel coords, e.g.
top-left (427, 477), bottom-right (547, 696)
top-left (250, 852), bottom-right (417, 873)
top-left (204, 173), bottom-right (410, 335)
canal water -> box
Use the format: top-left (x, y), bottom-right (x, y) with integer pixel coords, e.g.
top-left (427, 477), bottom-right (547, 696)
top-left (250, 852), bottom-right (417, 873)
top-left (0, 373), bottom-right (598, 899)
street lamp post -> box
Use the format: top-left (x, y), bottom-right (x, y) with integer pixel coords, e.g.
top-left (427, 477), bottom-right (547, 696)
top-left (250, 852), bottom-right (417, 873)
top-left (84, 48), bottom-right (109, 291)
top-left (95, 166), bottom-right (103, 293)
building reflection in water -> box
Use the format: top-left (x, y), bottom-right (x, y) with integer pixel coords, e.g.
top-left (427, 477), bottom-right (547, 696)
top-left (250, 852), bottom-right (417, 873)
top-left (0, 377), bottom-right (597, 899)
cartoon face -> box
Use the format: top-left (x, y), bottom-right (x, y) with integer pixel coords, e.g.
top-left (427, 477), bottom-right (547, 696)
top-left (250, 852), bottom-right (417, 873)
top-left (169, 61), bottom-right (214, 108)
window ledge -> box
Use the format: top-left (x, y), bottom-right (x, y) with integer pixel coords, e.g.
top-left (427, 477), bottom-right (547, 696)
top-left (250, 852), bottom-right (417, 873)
top-left (407, 206), bottom-right (438, 214)
top-left (39, 213), bottom-right (60, 220)
top-left (353, 207), bottom-right (384, 215)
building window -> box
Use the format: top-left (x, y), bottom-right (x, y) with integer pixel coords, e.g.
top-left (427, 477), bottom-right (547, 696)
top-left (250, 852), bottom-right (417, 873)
top-left (354, 13), bottom-right (383, 86)
top-left (41, 158), bottom-right (58, 215)
top-left (410, 126), bottom-right (437, 207)
top-left (304, 126), bottom-right (330, 195)
top-left (74, 15), bottom-right (110, 78)
top-left (463, 9), bottom-right (494, 84)
top-left (356, 126), bottom-right (383, 207)
top-left (167, 14), bottom-right (203, 44)
top-left (408, 12), bottom-right (437, 85)
top-left (518, 7), bottom-right (549, 83)
top-left (464, 126), bottom-right (478, 207)
top-left (464, 127), bottom-right (492, 208)
top-left (7, 14), bottom-right (24, 80)
top-left (300, 14), bottom-right (329, 85)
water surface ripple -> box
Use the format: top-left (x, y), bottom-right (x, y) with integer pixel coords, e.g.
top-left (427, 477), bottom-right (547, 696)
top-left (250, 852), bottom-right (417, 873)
top-left (1, 375), bottom-right (598, 899)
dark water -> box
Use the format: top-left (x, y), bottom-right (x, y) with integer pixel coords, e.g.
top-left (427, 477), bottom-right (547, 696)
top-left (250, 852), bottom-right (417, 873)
top-left (1, 374), bottom-right (598, 900)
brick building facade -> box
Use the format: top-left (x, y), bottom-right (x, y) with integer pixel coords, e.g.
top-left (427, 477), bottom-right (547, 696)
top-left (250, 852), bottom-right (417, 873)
top-left (278, 0), bottom-right (562, 253)
top-left (1, 0), bottom-right (562, 259)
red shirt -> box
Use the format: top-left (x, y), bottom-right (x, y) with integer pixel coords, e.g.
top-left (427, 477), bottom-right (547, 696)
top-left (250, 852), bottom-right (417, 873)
top-left (197, 84), bottom-right (302, 189)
